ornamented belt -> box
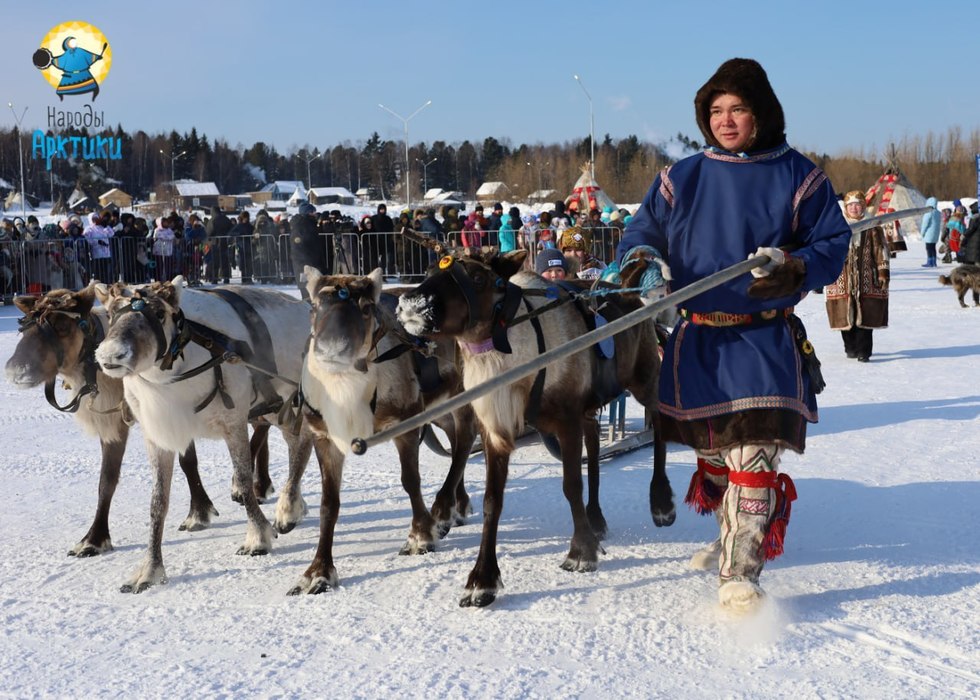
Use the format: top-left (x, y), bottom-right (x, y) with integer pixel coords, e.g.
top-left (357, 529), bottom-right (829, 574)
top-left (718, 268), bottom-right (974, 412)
top-left (679, 307), bottom-right (794, 327)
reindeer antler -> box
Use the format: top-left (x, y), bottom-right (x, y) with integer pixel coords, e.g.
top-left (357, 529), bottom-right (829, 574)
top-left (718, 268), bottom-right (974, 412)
top-left (400, 227), bottom-right (446, 254)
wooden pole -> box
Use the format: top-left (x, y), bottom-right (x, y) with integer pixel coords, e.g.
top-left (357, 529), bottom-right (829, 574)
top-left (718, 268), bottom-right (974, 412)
top-left (351, 206), bottom-right (929, 455)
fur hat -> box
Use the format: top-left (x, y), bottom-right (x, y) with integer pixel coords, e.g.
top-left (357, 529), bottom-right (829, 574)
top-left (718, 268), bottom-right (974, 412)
top-left (535, 248), bottom-right (568, 275)
top-left (298, 202), bottom-right (316, 216)
top-left (694, 58), bottom-right (785, 152)
top-left (558, 226), bottom-right (591, 252)
top-left (843, 190), bottom-right (865, 206)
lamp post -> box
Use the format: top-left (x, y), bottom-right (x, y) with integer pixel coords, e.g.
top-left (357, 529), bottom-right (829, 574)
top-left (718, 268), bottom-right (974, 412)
top-left (159, 148), bottom-right (186, 206)
top-left (417, 157), bottom-right (437, 197)
top-left (8, 102), bottom-right (28, 218)
top-left (573, 75), bottom-right (595, 181)
top-left (296, 149), bottom-right (320, 191)
top-left (379, 100), bottom-right (431, 208)
top-left (526, 160), bottom-right (550, 192)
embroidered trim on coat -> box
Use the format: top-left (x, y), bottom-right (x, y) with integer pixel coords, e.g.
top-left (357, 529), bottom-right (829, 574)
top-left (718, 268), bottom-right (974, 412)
top-left (658, 166), bottom-right (675, 207)
top-left (791, 168), bottom-right (828, 232)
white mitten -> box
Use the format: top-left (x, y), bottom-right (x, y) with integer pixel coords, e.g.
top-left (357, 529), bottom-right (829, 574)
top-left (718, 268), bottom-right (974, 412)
top-left (749, 247), bottom-right (786, 278)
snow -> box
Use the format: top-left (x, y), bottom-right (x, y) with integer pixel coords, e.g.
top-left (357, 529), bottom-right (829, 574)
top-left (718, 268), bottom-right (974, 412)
top-left (1, 243), bottom-right (979, 697)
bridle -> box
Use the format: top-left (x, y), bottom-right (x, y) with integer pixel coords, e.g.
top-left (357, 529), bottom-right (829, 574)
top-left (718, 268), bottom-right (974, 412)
top-left (18, 303), bottom-right (105, 413)
top-left (431, 254), bottom-right (524, 354)
top-left (108, 290), bottom-right (189, 372)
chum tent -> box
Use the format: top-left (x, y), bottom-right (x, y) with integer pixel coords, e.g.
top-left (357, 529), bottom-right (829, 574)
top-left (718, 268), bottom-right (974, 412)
top-left (864, 165), bottom-right (927, 238)
top-left (564, 164), bottom-right (617, 215)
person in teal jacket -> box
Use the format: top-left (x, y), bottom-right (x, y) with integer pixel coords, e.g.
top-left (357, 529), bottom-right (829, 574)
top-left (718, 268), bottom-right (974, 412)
top-left (919, 197), bottom-right (941, 267)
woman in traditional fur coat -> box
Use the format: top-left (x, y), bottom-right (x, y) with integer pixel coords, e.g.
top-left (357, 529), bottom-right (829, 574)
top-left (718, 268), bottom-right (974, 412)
top-left (616, 58), bottom-right (850, 613)
top-left (824, 191), bottom-right (890, 362)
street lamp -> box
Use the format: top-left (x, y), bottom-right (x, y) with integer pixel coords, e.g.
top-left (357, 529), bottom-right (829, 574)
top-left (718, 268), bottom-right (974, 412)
top-left (8, 102), bottom-right (28, 218)
top-left (526, 160), bottom-right (550, 192)
top-left (416, 157), bottom-right (437, 197)
top-left (159, 148), bottom-right (186, 206)
top-left (573, 74), bottom-right (595, 181)
top-left (379, 99), bottom-right (432, 207)
top-left (296, 149), bottom-right (320, 191)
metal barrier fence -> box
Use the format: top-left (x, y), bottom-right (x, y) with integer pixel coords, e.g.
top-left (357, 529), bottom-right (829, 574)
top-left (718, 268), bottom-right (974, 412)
top-left (0, 226), bottom-right (625, 301)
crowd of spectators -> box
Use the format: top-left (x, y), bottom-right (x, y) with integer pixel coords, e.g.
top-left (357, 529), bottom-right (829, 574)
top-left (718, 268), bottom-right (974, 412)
top-left (0, 198), bottom-right (635, 298)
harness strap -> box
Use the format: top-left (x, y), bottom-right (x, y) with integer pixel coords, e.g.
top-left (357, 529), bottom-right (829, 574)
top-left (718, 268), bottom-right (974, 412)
top-left (522, 297), bottom-right (548, 427)
top-left (200, 288), bottom-right (283, 409)
top-left (490, 281), bottom-right (524, 354)
top-left (44, 377), bottom-right (97, 414)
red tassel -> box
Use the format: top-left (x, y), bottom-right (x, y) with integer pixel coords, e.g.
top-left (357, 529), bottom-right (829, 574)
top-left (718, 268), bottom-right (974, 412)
top-left (684, 458), bottom-right (728, 515)
top-left (762, 473), bottom-right (798, 561)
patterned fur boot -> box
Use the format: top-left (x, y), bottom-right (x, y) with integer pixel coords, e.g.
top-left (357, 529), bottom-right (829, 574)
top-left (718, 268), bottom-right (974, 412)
top-left (716, 444), bottom-right (782, 613)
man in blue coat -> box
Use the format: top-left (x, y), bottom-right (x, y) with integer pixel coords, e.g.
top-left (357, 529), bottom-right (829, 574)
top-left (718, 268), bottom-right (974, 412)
top-left (617, 58), bottom-right (850, 613)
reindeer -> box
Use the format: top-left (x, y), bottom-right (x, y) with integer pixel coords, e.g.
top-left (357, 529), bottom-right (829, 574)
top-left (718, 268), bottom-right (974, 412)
top-left (94, 279), bottom-right (313, 592)
top-left (396, 248), bottom-right (674, 607)
top-left (4, 286), bottom-right (221, 556)
top-left (288, 266), bottom-right (477, 594)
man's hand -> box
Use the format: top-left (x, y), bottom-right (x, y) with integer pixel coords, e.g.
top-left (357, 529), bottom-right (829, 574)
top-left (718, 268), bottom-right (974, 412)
top-left (749, 247), bottom-right (786, 278)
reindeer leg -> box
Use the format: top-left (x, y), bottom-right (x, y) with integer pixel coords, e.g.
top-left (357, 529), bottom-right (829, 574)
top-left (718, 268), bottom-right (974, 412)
top-left (177, 441), bottom-right (220, 532)
top-left (461, 432), bottom-right (509, 607)
top-left (430, 407), bottom-right (477, 537)
top-left (649, 431), bottom-right (676, 527)
top-left (289, 436), bottom-right (342, 595)
top-left (583, 413), bottom-right (607, 540)
top-left (226, 424), bottom-right (275, 555)
top-left (250, 421), bottom-right (274, 501)
top-left (274, 424), bottom-right (312, 534)
top-left (556, 421), bottom-right (602, 572)
top-left (70, 430), bottom-right (127, 557)
top-left (396, 427), bottom-right (438, 555)
top-left (121, 443), bottom-right (173, 593)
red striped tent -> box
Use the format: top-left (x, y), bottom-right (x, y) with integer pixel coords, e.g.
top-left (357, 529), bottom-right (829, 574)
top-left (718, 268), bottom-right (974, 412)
top-left (565, 164), bottom-right (617, 215)
top-left (864, 166), bottom-right (927, 237)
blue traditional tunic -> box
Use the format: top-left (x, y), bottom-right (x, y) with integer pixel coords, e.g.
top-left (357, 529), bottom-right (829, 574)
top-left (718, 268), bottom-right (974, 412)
top-left (52, 38), bottom-right (102, 98)
top-left (617, 144), bottom-right (850, 449)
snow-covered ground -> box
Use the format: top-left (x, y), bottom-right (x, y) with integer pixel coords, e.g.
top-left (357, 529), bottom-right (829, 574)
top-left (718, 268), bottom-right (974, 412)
top-left (0, 243), bottom-right (978, 698)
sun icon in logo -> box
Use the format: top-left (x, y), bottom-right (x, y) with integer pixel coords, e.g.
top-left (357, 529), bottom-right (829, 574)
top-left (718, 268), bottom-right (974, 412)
top-left (33, 21), bottom-right (112, 101)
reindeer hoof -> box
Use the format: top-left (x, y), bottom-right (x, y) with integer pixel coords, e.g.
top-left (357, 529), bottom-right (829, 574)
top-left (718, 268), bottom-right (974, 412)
top-left (651, 507), bottom-right (676, 527)
top-left (287, 573), bottom-right (337, 595)
top-left (307, 576), bottom-right (337, 594)
top-left (435, 522), bottom-right (452, 539)
top-left (253, 482), bottom-right (275, 502)
top-left (237, 546), bottom-right (269, 556)
top-left (230, 492), bottom-right (245, 505)
top-left (69, 545), bottom-right (101, 558)
top-left (276, 520), bottom-right (297, 535)
top-left (399, 539), bottom-right (435, 555)
top-left (561, 557), bottom-right (598, 573)
top-left (459, 588), bottom-right (496, 607)
top-left (179, 506), bottom-right (218, 532)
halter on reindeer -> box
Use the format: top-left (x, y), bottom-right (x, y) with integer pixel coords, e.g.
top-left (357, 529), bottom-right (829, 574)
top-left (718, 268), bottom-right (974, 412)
top-left (394, 232), bottom-right (675, 607)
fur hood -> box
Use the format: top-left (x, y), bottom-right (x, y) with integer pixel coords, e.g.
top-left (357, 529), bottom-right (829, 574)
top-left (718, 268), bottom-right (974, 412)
top-left (694, 58), bottom-right (786, 152)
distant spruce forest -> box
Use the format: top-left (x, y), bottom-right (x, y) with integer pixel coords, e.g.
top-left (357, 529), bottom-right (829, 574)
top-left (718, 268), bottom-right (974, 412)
top-left (1, 124), bottom-right (977, 207)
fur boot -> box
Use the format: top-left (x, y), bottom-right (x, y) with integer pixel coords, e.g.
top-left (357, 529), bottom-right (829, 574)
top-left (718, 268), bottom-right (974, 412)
top-left (717, 444), bottom-right (783, 612)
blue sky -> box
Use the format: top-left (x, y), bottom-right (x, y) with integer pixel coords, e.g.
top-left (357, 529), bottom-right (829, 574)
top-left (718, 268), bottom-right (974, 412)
top-left (2, 0), bottom-right (977, 157)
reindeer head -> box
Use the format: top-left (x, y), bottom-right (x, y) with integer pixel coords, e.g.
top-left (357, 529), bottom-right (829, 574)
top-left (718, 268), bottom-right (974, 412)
top-left (5, 286), bottom-right (98, 387)
top-left (306, 266), bottom-right (384, 372)
top-left (396, 249), bottom-right (527, 343)
top-left (94, 277), bottom-right (186, 378)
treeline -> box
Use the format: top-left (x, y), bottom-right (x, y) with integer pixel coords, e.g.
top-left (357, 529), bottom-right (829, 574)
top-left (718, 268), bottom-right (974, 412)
top-left (0, 124), bottom-right (976, 207)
